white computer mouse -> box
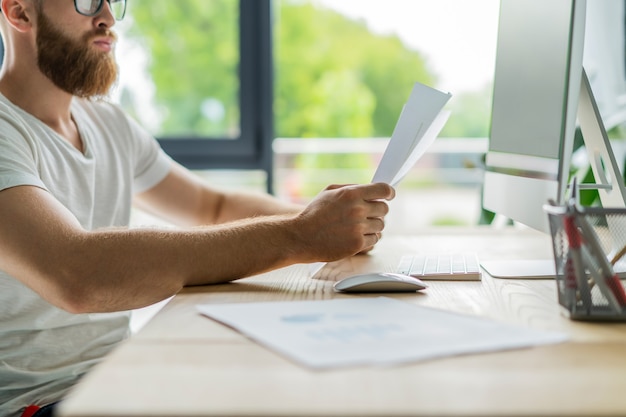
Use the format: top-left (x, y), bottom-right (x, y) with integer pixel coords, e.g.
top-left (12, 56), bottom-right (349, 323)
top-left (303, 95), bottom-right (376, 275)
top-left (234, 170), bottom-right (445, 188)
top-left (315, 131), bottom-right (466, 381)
top-left (333, 272), bottom-right (427, 293)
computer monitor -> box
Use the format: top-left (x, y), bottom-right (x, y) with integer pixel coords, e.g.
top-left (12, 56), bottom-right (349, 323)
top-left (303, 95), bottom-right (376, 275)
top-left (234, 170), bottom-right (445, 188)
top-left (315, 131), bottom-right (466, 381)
top-left (482, 0), bottom-right (626, 278)
top-left (483, 0), bottom-right (585, 234)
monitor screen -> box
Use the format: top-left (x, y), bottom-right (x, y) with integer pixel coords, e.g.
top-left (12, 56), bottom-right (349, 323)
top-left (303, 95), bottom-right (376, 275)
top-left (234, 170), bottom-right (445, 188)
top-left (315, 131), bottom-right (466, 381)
top-left (483, 0), bottom-right (587, 233)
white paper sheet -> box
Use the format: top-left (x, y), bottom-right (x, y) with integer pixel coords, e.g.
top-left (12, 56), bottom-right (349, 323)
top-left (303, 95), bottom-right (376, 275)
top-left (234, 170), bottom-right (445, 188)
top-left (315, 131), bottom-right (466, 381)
top-left (372, 82), bottom-right (452, 186)
top-left (197, 297), bottom-right (567, 369)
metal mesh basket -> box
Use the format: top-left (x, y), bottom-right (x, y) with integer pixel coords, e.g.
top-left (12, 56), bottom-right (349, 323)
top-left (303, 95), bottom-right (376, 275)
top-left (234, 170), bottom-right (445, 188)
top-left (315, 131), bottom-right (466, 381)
top-left (544, 203), bottom-right (626, 321)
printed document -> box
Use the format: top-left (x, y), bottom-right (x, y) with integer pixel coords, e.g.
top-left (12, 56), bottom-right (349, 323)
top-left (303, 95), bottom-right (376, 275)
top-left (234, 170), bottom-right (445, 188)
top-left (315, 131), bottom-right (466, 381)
top-left (372, 82), bottom-right (452, 186)
top-left (197, 297), bottom-right (567, 369)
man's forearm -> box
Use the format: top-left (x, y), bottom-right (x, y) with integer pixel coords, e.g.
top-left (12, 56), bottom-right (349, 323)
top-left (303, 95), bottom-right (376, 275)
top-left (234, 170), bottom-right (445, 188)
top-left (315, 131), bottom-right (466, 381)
top-left (42, 215), bottom-right (302, 314)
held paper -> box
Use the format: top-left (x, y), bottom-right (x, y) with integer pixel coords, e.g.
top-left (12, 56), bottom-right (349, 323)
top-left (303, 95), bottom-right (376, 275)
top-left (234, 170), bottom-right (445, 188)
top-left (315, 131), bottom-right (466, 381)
top-left (372, 82), bottom-right (452, 186)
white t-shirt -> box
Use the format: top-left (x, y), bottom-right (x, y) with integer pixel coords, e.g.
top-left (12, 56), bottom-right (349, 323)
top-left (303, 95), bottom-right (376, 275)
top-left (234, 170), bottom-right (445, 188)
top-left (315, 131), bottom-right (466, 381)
top-left (0, 94), bottom-right (172, 417)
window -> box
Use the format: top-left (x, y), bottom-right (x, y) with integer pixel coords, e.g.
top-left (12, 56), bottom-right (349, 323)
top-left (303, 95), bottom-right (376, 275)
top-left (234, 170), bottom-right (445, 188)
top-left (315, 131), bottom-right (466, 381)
top-left (115, 0), bottom-right (274, 186)
top-left (112, 0), bottom-right (500, 226)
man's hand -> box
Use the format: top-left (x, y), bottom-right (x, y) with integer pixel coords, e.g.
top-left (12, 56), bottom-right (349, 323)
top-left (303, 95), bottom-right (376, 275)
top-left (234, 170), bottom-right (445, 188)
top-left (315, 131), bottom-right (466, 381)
top-left (292, 183), bottom-right (395, 262)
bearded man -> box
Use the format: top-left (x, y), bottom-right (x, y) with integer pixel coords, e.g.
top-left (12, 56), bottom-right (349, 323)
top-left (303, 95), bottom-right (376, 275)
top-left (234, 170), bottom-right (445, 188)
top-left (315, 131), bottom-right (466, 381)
top-left (0, 1), bottom-right (395, 416)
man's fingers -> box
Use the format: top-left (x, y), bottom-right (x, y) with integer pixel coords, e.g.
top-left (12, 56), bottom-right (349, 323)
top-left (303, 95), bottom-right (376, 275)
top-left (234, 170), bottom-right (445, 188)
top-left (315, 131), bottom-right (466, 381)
top-left (365, 217), bottom-right (385, 235)
top-left (360, 232), bottom-right (381, 253)
top-left (325, 183), bottom-right (395, 201)
top-left (364, 182), bottom-right (395, 201)
top-left (366, 200), bottom-right (390, 219)
top-left (324, 183), bottom-right (356, 191)
top-left (370, 232), bottom-right (381, 244)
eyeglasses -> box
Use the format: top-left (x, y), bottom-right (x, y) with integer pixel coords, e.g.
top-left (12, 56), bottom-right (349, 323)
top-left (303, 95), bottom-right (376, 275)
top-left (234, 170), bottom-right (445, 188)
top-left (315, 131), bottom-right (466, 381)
top-left (74, 0), bottom-right (127, 21)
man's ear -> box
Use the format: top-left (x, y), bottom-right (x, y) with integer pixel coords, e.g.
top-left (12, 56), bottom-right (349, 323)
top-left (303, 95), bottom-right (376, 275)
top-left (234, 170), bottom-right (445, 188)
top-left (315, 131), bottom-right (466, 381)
top-left (1, 0), bottom-right (36, 33)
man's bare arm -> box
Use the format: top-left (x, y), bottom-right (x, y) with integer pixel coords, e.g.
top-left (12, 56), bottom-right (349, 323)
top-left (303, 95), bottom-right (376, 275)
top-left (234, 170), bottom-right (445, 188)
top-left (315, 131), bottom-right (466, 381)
top-left (0, 182), bottom-right (393, 314)
top-left (133, 162), bottom-right (304, 227)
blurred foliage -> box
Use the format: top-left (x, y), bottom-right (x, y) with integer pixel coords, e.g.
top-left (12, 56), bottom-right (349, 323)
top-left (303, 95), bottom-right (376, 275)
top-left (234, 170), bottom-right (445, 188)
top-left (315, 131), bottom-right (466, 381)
top-left (124, 0), bottom-right (239, 137)
top-left (274, 1), bottom-right (435, 139)
top-left (123, 0), bottom-right (491, 141)
top-left (122, 0), bottom-right (491, 200)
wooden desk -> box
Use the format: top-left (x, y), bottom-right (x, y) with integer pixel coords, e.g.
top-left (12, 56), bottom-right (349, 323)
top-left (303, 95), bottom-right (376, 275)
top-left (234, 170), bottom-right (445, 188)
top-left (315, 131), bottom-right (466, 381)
top-left (58, 228), bottom-right (626, 417)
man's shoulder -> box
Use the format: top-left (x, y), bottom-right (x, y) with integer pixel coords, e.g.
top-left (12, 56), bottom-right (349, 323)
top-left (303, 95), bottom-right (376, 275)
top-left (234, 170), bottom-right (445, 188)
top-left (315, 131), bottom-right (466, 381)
top-left (0, 94), bottom-right (29, 123)
top-left (0, 94), bottom-right (42, 139)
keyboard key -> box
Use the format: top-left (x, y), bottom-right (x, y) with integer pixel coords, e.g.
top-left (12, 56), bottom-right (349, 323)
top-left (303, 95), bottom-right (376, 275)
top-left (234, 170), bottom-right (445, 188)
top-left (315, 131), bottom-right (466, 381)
top-left (397, 252), bottom-right (482, 281)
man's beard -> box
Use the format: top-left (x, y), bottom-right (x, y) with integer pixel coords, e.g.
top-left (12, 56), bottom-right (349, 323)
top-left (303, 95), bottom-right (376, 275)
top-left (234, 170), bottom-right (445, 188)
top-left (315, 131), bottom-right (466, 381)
top-left (35, 11), bottom-right (119, 99)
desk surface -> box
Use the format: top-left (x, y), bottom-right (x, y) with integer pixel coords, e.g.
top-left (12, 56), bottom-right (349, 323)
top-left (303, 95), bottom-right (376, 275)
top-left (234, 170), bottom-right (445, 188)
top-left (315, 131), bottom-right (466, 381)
top-left (59, 228), bottom-right (626, 417)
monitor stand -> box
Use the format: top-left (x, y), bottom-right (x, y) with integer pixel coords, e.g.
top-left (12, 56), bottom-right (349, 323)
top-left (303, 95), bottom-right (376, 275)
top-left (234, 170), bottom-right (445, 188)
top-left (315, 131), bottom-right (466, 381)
top-left (577, 69), bottom-right (626, 209)
top-left (480, 259), bottom-right (556, 279)
top-left (481, 259), bottom-right (626, 280)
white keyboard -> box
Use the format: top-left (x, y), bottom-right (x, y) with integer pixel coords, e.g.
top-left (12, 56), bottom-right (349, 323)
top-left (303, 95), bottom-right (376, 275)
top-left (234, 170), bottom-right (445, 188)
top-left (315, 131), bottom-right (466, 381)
top-left (396, 252), bottom-right (482, 281)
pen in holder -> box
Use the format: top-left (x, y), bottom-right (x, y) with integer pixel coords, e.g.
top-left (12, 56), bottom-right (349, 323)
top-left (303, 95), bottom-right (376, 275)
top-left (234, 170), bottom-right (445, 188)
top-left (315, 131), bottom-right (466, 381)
top-left (544, 184), bottom-right (626, 321)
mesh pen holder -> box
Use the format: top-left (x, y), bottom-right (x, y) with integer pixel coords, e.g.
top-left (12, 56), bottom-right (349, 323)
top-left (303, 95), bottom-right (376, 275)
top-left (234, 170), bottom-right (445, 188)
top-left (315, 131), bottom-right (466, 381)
top-left (544, 202), bottom-right (626, 321)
